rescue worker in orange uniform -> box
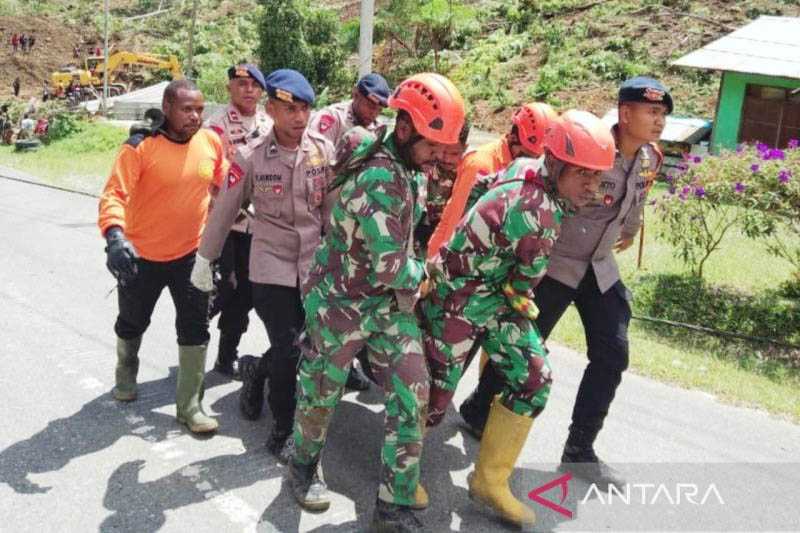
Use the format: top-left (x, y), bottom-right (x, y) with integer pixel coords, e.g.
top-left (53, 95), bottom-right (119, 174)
top-left (98, 79), bottom-right (227, 434)
top-left (426, 102), bottom-right (558, 258)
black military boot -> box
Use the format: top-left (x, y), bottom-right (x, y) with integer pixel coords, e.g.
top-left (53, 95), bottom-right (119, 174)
top-left (458, 362), bottom-right (502, 440)
top-left (458, 392), bottom-right (488, 440)
top-left (266, 424), bottom-right (293, 462)
top-left (560, 425), bottom-right (625, 488)
top-left (214, 332), bottom-right (241, 379)
top-left (289, 459), bottom-right (330, 512)
top-left (345, 358), bottom-right (372, 391)
top-left (369, 499), bottom-right (424, 532)
top-left (238, 355), bottom-right (266, 420)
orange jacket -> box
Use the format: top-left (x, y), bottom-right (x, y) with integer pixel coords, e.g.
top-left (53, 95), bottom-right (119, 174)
top-left (98, 129), bottom-right (227, 261)
top-left (426, 136), bottom-right (515, 258)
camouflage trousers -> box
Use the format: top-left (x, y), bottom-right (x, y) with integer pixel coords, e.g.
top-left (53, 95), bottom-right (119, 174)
top-left (293, 284), bottom-right (430, 506)
top-left (420, 278), bottom-right (552, 418)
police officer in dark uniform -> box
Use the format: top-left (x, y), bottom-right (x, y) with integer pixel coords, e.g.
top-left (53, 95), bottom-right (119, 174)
top-left (459, 77), bottom-right (671, 487)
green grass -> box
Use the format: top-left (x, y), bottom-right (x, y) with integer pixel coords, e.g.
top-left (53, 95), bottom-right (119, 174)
top-left (0, 121), bottom-right (126, 194)
top-left (549, 185), bottom-right (800, 422)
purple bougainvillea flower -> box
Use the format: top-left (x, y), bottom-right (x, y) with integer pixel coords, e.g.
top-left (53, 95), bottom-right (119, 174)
top-left (789, 139), bottom-right (799, 149)
top-left (668, 185), bottom-right (677, 195)
top-left (769, 148), bottom-right (785, 160)
top-left (677, 163), bottom-right (688, 172)
top-left (665, 174), bottom-right (674, 183)
top-left (694, 186), bottom-right (706, 198)
top-left (756, 142), bottom-right (769, 153)
top-left (750, 164), bottom-right (760, 173)
top-left (681, 185), bottom-right (691, 195)
top-left (734, 182), bottom-right (746, 193)
top-left (693, 156), bottom-right (702, 164)
top-left (778, 170), bottom-right (791, 184)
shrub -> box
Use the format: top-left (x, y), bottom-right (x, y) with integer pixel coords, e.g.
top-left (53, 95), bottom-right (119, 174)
top-left (657, 142), bottom-right (800, 279)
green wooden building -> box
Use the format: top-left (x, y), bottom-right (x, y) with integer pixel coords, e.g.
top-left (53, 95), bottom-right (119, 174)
top-left (673, 16), bottom-right (800, 152)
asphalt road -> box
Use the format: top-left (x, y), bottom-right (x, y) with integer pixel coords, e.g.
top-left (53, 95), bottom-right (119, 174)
top-left (1, 170), bottom-right (799, 532)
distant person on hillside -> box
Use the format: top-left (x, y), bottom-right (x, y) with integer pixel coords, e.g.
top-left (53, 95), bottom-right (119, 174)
top-left (42, 81), bottom-right (50, 102)
top-left (28, 35), bottom-right (35, 52)
top-left (19, 113), bottom-right (35, 139)
top-left (73, 44), bottom-right (80, 59)
top-left (11, 33), bottom-right (19, 53)
top-left (12, 77), bottom-right (20, 98)
top-left (19, 33), bottom-right (27, 53)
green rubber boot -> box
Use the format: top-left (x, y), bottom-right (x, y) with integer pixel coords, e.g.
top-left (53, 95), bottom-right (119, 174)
top-left (176, 344), bottom-right (219, 434)
top-left (113, 336), bottom-right (142, 402)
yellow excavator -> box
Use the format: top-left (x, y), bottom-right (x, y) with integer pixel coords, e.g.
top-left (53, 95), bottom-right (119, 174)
top-left (51, 51), bottom-right (183, 98)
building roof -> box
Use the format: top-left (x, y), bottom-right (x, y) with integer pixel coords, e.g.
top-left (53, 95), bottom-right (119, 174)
top-left (672, 16), bottom-right (800, 80)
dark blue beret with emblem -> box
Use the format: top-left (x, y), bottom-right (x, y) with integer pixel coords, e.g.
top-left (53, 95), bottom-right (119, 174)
top-left (618, 76), bottom-right (673, 114)
top-left (356, 73), bottom-right (391, 106)
top-left (264, 69), bottom-right (315, 105)
top-left (227, 64), bottom-right (267, 91)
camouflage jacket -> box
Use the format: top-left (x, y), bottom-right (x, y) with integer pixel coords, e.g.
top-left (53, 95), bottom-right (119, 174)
top-left (438, 158), bottom-right (568, 305)
top-left (425, 164), bottom-right (457, 229)
top-left (305, 130), bottom-right (427, 300)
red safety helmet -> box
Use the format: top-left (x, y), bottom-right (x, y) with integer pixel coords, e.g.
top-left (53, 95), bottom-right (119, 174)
top-left (388, 73), bottom-right (465, 144)
top-left (544, 110), bottom-right (615, 171)
top-left (512, 102), bottom-right (558, 156)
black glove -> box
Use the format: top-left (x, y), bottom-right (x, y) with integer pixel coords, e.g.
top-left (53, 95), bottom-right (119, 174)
top-left (105, 227), bottom-right (139, 284)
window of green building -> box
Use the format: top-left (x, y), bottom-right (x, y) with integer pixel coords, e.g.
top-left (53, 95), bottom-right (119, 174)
top-left (739, 84), bottom-right (800, 148)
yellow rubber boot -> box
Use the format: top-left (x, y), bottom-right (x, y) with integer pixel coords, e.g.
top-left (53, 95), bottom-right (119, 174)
top-left (468, 398), bottom-right (536, 527)
top-left (411, 483), bottom-right (429, 510)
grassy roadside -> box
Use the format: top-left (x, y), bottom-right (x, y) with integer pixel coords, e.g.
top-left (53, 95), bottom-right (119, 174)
top-left (0, 121), bottom-right (126, 194)
top-left (549, 187), bottom-right (800, 422)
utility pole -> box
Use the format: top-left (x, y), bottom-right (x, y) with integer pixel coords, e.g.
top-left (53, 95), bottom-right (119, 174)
top-left (102, 0), bottom-right (110, 115)
top-left (186, 0), bottom-right (198, 79)
top-left (358, 0), bottom-right (374, 77)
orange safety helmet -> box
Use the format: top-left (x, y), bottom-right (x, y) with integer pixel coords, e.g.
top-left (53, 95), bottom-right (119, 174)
top-left (388, 73), bottom-right (466, 145)
top-left (512, 102), bottom-right (558, 156)
top-left (544, 109), bottom-right (615, 171)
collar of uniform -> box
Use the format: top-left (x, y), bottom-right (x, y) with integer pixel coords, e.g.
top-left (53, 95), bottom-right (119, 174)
top-left (226, 105), bottom-right (243, 123)
top-left (611, 123), bottom-right (648, 168)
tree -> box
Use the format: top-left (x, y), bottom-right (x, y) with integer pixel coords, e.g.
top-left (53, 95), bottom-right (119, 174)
top-left (256, 0), bottom-right (349, 95)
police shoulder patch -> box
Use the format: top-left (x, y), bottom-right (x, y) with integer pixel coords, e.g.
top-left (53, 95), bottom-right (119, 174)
top-left (318, 114), bottom-right (336, 134)
top-left (227, 162), bottom-right (244, 188)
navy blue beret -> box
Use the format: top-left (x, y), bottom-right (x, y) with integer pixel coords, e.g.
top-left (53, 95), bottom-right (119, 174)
top-left (227, 64), bottom-right (267, 91)
top-left (356, 73), bottom-right (391, 106)
top-left (619, 76), bottom-right (673, 114)
top-left (264, 69), bottom-right (315, 105)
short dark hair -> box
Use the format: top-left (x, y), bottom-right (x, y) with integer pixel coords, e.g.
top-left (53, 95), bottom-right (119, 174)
top-left (163, 79), bottom-right (200, 104)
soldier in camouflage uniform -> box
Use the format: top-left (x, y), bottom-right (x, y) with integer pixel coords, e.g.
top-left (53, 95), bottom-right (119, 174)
top-left (421, 110), bottom-right (615, 528)
top-left (204, 64), bottom-right (272, 378)
top-left (307, 72), bottom-right (393, 392)
top-left (287, 73), bottom-right (466, 532)
top-left (459, 78), bottom-right (670, 491)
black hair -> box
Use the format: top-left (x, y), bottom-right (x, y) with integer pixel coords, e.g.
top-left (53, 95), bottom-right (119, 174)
top-left (163, 79), bottom-right (200, 104)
